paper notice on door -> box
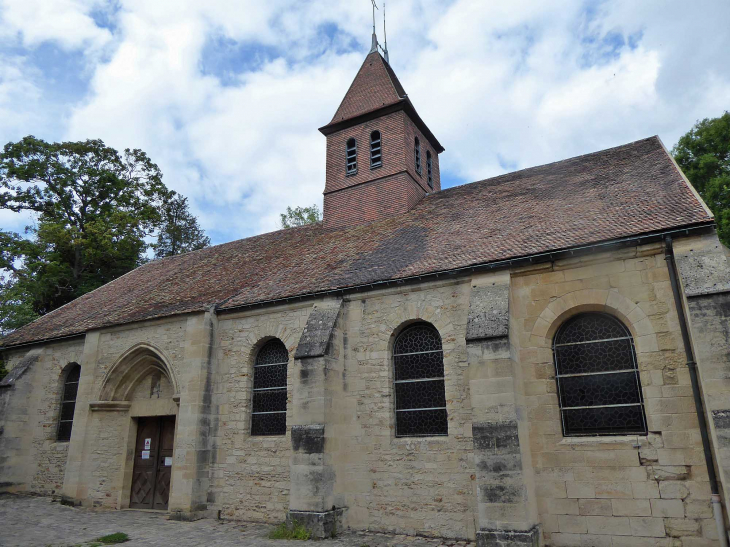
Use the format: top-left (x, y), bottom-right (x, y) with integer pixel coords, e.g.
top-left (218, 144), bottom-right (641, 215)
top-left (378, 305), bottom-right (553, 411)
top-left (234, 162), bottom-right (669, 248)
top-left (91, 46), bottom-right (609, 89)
top-left (141, 450), bottom-right (150, 459)
top-left (144, 438), bottom-right (151, 450)
top-left (164, 457), bottom-right (173, 467)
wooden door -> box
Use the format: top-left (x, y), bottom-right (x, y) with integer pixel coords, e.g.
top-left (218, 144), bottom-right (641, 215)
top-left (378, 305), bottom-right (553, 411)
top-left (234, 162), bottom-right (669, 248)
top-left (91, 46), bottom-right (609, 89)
top-left (153, 417), bottom-right (175, 509)
top-left (130, 416), bottom-right (175, 510)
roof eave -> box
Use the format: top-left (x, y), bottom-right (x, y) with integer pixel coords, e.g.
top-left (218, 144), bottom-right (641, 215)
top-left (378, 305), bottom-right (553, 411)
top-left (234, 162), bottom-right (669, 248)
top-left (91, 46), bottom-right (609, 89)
top-left (318, 99), bottom-right (445, 154)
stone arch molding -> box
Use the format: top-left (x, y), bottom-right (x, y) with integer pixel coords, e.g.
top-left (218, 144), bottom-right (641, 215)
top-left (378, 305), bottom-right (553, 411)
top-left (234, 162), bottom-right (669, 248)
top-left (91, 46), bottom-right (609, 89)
top-left (98, 343), bottom-right (180, 402)
top-left (529, 288), bottom-right (658, 354)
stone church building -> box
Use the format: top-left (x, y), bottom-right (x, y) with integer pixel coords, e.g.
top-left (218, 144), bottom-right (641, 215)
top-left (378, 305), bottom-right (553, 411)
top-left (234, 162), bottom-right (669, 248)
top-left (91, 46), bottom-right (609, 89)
top-left (3, 38), bottom-right (730, 547)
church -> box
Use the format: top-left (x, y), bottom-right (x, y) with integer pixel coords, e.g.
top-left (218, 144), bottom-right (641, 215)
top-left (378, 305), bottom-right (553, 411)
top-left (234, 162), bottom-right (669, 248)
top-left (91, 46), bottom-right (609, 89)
top-left (3, 32), bottom-right (730, 547)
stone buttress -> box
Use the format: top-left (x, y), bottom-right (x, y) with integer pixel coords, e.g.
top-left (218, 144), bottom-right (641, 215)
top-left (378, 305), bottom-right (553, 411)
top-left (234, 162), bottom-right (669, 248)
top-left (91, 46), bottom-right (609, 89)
top-left (466, 272), bottom-right (540, 546)
top-left (288, 297), bottom-right (345, 538)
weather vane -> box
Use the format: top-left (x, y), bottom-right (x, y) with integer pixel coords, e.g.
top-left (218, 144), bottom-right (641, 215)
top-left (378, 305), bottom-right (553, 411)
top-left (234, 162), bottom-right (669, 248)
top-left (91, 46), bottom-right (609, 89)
top-left (371, 0), bottom-right (379, 34)
top-left (368, 0), bottom-right (390, 62)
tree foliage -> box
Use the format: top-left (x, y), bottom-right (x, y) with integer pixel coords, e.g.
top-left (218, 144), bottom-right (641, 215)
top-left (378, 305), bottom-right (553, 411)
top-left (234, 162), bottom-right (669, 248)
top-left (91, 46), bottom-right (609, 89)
top-left (0, 136), bottom-right (207, 334)
top-left (279, 204), bottom-right (321, 228)
top-left (154, 194), bottom-right (211, 258)
top-left (673, 112), bottom-right (730, 245)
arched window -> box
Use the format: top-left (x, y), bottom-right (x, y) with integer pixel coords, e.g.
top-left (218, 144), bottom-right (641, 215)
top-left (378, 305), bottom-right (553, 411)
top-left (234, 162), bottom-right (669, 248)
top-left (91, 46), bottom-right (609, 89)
top-left (346, 138), bottom-right (357, 175)
top-left (414, 137), bottom-right (421, 174)
top-left (426, 151), bottom-right (433, 189)
top-left (553, 313), bottom-right (647, 436)
top-left (393, 323), bottom-right (447, 437)
top-left (370, 130), bottom-right (382, 168)
top-left (251, 339), bottom-right (288, 436)
top-left (57, 364), bottom-right (81, 442)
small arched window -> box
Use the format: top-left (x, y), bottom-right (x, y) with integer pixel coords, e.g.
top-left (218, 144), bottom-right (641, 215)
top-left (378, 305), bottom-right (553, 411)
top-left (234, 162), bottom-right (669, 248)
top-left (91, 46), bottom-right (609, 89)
top-left (251, 339), bottom-right (288, 436)
top-left (346, 138), bottom-right (357, 175)
top-left (414, 137), bottom-right (421, 174)
top-left (57, 364), bottom-right (81, 442)
top-left (553, 313), bottom-right (647, 436)
top-left (426, 151), bottom-right (433, 189)
top-left (393, 323), bottom-right (447, 437)
top-left (370, 131), bottom-right (382, 168)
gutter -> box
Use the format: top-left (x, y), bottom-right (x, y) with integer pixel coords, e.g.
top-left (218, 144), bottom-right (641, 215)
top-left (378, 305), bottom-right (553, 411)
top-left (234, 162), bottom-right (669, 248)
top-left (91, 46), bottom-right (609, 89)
top-left (664, 235), bottom-right (728, 547)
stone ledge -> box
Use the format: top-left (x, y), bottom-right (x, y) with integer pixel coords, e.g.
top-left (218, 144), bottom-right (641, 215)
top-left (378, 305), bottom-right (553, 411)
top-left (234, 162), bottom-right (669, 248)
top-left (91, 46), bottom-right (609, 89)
top-left (89, 401), bottom-right (132, 412)
top-left (476, 526), bottom-right (540, 547)
top-left (287, 507), bottom-right (345, 539)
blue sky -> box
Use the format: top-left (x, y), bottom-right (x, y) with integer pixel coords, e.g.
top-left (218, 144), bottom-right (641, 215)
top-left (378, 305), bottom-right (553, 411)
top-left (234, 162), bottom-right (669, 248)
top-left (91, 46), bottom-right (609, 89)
top-left (1, 0), bottom-right (729, 245)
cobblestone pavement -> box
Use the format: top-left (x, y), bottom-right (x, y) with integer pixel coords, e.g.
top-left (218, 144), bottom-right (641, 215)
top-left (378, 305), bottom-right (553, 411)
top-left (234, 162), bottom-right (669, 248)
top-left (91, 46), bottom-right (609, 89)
top-left (0, 494), bottom-right (474, 547)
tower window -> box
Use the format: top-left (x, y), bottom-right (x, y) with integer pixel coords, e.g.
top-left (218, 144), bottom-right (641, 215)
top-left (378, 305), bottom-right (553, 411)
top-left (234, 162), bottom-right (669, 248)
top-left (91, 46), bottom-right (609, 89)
top-left (553, 313), bottom-right (647, 436)
top-left (370, 131), bottom-right (382, 168)
top-left (57, 363), bottom-right (81, 442)
top-left (426, 151), bottom-right (433, 189)
top-left (414, 137), bottom-right (421, 174)
top-left (393, 323), bottom-right (448, 437)
top-left (251, 339), bottom-right (288, 436)
top-left (346, 138), bottom-right (357, 175)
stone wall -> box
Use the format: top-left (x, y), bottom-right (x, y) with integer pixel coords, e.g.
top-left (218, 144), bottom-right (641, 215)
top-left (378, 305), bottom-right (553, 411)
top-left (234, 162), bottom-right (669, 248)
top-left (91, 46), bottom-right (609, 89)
top-left (209, 303), bottom-right (311, 523)
top-left (512, 242), bottom-right (718, 546)
top-left (0, 339), bottom-right (84, 496)
top-left (329, 280), bottom-right (477, 539)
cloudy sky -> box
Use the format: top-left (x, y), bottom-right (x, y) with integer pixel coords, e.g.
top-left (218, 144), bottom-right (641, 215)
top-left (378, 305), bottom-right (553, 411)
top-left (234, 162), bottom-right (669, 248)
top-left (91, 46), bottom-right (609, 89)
top-left (1, 0), bottom-right (729, 244)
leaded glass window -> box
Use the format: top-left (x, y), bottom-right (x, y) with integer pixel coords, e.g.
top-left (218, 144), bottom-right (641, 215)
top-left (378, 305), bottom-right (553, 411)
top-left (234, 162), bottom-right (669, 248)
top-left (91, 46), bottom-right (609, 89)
top-left (553, 313), bottom-right (647, 436)
top-left (370, 131), bottom-right (382, 168)
top-left (346, 138), bottom-right (357, 175)
top-left (426, 151), bottom-right (433, 189)
top-left (251, 339), bottom-right (288, 436)
top-left (393, 323), bottom-right (448, 437)
top-left (57, 364), bottom-right (80, 442)
top-left (414, 137), bottom-right (421, 174)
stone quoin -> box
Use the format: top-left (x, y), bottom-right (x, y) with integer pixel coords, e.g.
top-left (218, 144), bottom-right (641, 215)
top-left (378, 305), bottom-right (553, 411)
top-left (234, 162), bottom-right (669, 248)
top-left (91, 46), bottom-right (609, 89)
top-left (3, 30), bottom-right (730, 547)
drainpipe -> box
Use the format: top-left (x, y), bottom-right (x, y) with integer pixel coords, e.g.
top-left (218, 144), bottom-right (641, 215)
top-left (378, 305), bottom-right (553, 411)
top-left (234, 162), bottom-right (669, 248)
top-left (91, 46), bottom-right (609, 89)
top-left (664, 235), bottom-right (728, 547)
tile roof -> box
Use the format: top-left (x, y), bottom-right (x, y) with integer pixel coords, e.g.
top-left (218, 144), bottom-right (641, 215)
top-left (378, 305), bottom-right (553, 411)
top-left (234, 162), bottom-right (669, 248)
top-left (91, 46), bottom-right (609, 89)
top-left (323, 51), bottom-right (406, 128)
top-left (1, 137), bottom-right (713, 348)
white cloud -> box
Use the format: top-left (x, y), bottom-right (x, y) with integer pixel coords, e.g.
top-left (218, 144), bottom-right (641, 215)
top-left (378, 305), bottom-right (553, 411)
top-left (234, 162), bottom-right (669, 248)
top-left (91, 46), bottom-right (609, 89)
top-left (1, 0), bottom-right (729, 241)
top-left (0, 0), bottom-right (112, 52)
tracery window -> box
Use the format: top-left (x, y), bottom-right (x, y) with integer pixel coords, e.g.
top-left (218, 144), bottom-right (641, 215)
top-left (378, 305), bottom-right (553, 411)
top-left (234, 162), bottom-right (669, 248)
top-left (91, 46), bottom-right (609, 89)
top-left (370, 131), bottom-right (382, 168)
top-left (553, 313), bottom-right (647, 436)
top-left (414, 137), bottom-right (421, 174)
top-left (251, 339), bottom-right (288, 436)
top-left (393, 323), bottom-right (448, 437)
top-left (57, 363), bottom-right (81, 442)
top-left (346, 138), bottom-right (357, 175)
top-left (426, 150), bottom-right (433, 189)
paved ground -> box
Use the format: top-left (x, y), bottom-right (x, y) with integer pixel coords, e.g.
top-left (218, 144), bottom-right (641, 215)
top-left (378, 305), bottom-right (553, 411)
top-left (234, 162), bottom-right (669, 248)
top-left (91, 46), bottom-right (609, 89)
top-left (0, 494), bottom-right (474, 547)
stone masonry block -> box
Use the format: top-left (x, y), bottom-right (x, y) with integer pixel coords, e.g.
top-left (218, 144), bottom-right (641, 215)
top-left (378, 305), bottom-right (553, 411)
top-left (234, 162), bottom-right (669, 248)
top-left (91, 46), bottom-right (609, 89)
top-left (585, 516), bottom-right (631, 536)
top-left (629, 517), bottom-right (666, 537)
top-left (558, 515), bottom-right (587, 534)
top-left (612, 499), bottom-right (652, 517)
top-left (579, 499), bottom-right (612, 516)
top-left (566, 481), bottom-right (595, 499)
top-left (650, 499), bottom-right (684, 518)
top-left (466, 284), bottom-right (509, 341)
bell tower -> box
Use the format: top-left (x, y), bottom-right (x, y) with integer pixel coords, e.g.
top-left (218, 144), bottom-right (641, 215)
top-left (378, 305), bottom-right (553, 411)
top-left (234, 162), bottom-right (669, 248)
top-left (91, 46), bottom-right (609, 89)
top-left (318, 35), bottom-right (444, 229)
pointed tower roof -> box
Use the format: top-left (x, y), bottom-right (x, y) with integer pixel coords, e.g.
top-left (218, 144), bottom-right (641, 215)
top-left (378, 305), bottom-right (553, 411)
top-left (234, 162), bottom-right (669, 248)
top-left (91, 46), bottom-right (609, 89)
top-left (319, 50), bottom-right (444, 152)
top-left (327, 50), bottom-right (406, 125)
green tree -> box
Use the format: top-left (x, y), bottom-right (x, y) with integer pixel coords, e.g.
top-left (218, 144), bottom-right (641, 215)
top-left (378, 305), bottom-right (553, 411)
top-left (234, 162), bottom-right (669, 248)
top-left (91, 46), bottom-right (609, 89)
top-left (0, 136), bottom-right (171, 332)
top-left (154, 194), bottom-right (211, 258)
top-left (279, 204), bottom-right (321, 228)
top-left (673, 112), bottom-right (730, 245)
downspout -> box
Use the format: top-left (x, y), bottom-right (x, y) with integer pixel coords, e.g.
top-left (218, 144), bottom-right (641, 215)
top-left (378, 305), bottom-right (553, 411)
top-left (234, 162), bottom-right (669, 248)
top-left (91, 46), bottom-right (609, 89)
top-left (664, 235), bottom-right (728, 547)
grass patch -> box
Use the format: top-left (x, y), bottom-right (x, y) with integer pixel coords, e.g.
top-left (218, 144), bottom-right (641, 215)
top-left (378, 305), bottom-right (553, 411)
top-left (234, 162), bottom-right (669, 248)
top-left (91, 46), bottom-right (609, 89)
top-left (268, 520), bottom-right (311, 540)
top-left (95, 532), bottom-right (129, 544)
